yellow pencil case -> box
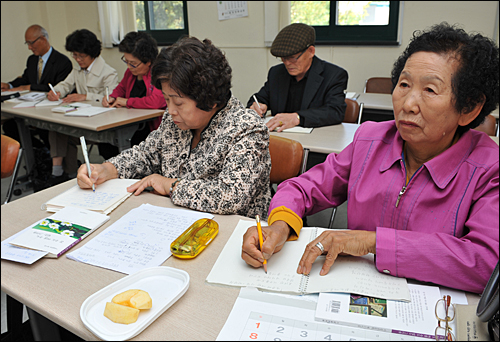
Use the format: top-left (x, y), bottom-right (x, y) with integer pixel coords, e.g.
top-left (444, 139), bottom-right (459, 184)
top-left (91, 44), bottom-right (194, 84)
top-left (170, 218), bottom-right (219, 259)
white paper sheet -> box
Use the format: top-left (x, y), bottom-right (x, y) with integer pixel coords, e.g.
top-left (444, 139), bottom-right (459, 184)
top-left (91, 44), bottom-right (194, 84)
top-left (42, 179), bottom-right (139, 214)
top-left (1, 228), bottom-right (48, 264)
top-left (207, 219), bottom-right (410, 301)
top-left (264, 117), bottom-right (313, 133)
top-left (64, 106), bottom-right (116, 117)
top-left (67, 204), bottom-right (213, 274)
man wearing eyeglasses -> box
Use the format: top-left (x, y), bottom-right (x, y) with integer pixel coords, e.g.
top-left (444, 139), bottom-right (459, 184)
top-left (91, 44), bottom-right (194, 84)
top-left (1, 24), bottom-right (72, 161)
top-left (248, 23), bottom-right (348, 134)
top-left (1, 24), bottom-right (72, 93)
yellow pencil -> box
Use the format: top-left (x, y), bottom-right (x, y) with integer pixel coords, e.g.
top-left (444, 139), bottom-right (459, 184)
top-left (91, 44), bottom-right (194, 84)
top-left (255, 215), bottom-right (267, 274)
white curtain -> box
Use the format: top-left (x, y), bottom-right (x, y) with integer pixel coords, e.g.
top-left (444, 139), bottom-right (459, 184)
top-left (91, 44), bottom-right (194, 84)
top-left (97, 1), bottom-right (137, 48)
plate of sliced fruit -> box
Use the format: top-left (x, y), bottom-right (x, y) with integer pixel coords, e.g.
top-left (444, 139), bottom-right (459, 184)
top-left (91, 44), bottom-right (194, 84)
top-left (80, 266), bottom-right (189, 341)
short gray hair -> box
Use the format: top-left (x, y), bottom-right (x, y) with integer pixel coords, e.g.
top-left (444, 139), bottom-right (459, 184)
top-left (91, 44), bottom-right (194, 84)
top-left (39, 26), bottom-right (49, 41)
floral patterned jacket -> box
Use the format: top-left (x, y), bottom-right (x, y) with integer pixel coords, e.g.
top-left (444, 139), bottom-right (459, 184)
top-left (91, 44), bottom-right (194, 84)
top-left (107, 96), bottom-right (272, 219)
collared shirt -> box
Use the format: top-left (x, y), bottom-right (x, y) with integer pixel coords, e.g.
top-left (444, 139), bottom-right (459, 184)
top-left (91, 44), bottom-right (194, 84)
top-left (39, 46), bottom-right (53, 75)
top-left (83, 58), bottom-right (96, 75)
top-left (269, 120), bottom-right (499, 293)
top-left (53, 55), bottom-right (119, 102)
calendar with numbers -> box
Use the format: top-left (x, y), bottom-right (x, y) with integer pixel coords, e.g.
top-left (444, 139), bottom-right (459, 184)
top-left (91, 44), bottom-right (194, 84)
top-left (217, 287), bottom-right (435, 341)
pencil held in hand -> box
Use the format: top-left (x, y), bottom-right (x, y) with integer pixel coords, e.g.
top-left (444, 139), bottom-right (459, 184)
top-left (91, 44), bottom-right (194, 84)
top-left (255, 215), bottom-right (267, 274)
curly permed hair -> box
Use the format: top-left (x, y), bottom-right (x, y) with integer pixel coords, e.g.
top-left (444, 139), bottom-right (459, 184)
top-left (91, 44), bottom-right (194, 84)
top-left (151, 36), bottom-right (232, 111)
top-left (391, 22), bottom-right (499, 133)
top-left (65, 29), bottom-right (101, 58)
top-left (119, 31), bottom-right (158, 64)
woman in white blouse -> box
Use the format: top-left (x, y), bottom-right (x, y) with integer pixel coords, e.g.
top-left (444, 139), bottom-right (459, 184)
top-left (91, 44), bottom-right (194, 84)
top-left (45, 29), bottom-right (118, 186)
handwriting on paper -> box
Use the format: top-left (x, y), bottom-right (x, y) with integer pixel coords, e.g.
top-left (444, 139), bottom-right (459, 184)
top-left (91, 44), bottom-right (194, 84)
top-left (67, 204), bottom-right (213, 274)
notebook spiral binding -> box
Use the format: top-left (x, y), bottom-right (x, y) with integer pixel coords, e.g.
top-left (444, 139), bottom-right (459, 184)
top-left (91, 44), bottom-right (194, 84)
top-left (298, 273), bottom-right (310, 294)
top-left (298, 227), bottom-right (318, 294)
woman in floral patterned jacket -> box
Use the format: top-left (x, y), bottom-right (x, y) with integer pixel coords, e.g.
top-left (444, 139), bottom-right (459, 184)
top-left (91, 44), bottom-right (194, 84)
top-left (77, 36), bottom-right (272, 219)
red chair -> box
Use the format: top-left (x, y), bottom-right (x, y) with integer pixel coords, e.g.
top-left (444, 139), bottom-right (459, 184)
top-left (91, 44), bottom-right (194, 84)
top-left (364, 77), bottom-right (393, 94)
top-left (1, 135), bottom-right (23, 203)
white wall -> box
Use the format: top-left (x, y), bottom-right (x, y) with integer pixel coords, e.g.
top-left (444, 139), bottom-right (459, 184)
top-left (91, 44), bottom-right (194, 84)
top-left (2, 1), bottom-right (498, 104)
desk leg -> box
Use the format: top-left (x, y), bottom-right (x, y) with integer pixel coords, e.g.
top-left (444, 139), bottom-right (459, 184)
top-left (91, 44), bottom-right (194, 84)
top-left (114, 124), bottom-right (139, 152)
top-left (14, 117), bottom-right (35, 178)
top-left (27, 307), bottom-right (61, 341)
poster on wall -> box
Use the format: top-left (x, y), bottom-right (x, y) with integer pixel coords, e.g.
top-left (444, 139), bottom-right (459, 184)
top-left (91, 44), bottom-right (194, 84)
top-left (217, 1), bottom-right (248, 21)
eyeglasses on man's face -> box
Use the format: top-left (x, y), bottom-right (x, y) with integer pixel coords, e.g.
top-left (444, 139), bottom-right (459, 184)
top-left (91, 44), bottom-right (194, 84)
top-left (121, 55), bottom-right (143, 69)
top-left (24, 36), bottom-right (43, 46)
top-left (435, 295), bottom-right (455, 341)
top-left (279, 46), bottom-right (310, 63)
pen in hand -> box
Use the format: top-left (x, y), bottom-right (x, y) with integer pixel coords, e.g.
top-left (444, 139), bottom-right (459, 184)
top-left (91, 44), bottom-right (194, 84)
top-left (48, 83), bottom-right (59, 100)
top-left (253, 95), bottom-right (263, 117)
top-left (255, 215), bottom-right (267, 274)
top-left (80, 136), bottom-right (95, 192)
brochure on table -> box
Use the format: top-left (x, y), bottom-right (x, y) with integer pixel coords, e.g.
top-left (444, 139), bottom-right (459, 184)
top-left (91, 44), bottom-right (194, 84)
top-left (8, 206), bottom-right (109, 258)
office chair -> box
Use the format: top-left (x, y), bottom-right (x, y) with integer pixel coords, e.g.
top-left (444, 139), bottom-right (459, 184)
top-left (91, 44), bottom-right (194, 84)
top-left (269, 135), bottom-right (305, 196)
top-left (364, 77), bottom-right (393, 94)
top-left (473, 114), bottom-right (497, 136)
top-left (1, 135), bottom-right (23, 204)
top-left (327, 99), bottom-right (363, 228)
top-left (343, 98), bottom-right (363, 124)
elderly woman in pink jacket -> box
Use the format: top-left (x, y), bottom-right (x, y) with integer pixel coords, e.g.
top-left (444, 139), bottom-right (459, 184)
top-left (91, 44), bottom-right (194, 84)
top-left (242, 23), bottom-right (499, 294)
top-left (99, 31), bottom-right (166, 160)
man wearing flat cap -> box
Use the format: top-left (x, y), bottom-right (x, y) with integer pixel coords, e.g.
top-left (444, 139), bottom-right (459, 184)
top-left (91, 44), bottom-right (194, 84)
top-left (248, 23), bottom-right (348, 132)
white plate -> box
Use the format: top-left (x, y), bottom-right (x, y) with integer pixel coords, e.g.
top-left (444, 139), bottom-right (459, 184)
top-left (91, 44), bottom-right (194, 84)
top-left (80, 266), bottom-right (189, 340)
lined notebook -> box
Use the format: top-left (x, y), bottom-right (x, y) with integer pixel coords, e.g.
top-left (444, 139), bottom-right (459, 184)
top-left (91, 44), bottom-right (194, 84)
top-left (206, 220), bottom-right (411, 301)
top-left (8, 206), bottom-right (109, 258)
top-left (42, 179), bottom-right (139, 214)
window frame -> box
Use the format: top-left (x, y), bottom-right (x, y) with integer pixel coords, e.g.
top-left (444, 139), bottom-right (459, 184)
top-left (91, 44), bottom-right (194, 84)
top-left (311, 1), bottom-right (401, 46)
top-left (137, 1), bottom-right (189, 46)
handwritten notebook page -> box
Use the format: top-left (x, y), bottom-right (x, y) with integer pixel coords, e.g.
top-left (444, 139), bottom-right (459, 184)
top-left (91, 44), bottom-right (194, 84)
top-left (206, 219), bottom-right (410, 301)
top-left (67, 204), bottom-right (213, 274)
top-left (43, 179), bottom-right (139, 214)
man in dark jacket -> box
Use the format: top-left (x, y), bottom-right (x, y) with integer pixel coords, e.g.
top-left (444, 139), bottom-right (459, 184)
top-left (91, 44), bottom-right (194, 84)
top-left (2, 24), bottom-right (72, 147)
top-left (248, 23), bottom-right (348, 132)
top-left (1, 25), bottom-right (73, 189)
top-left (1, 24), bottom-right (72, 92)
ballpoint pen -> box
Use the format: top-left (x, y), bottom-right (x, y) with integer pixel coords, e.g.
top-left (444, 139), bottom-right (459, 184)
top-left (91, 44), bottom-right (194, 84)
top-left (106, 86), bottom-right (109, 103)
top-left (80, 136), bottom-right (95, 192)
top-left (253, 95), bottom-right (263, 117)
top-left (255, 215), bottom-right (267, 274)
top-left (48, 83), bottom-right (59, 100)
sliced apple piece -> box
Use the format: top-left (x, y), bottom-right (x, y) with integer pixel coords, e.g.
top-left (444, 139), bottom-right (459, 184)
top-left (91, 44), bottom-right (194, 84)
top-left (130, 290), bottom-right (152, 310)
top-left (103, 302), bottom-right (140, 324)
top-left (111, 289), bottom-right (140, 307)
